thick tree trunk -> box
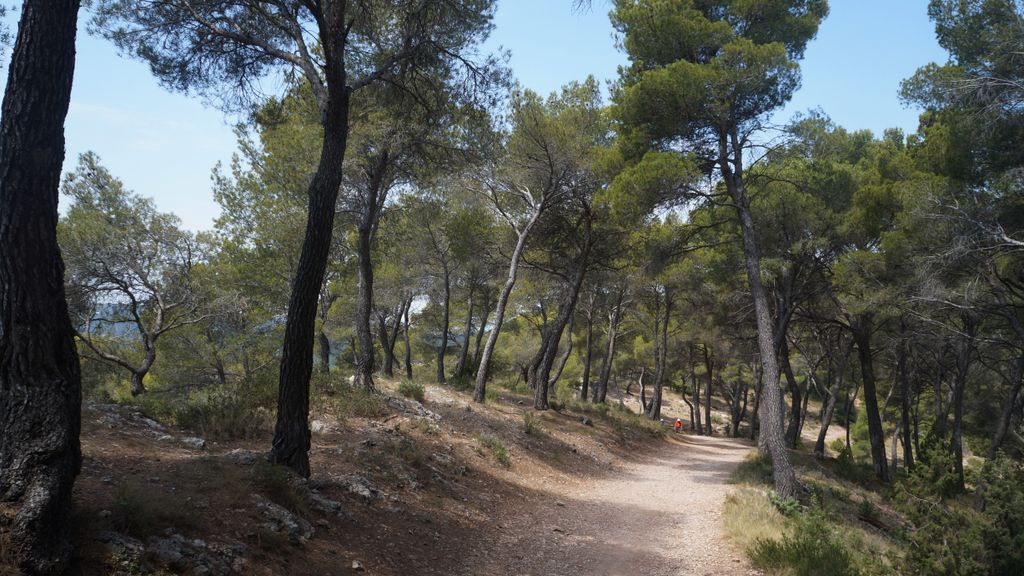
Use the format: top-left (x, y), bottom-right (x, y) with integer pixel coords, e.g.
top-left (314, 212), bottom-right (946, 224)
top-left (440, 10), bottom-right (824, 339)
top-left (270, 5), bottom-right (351, 478)
top-left (474, 209), bottom-right (541, 403)
top-left (851, 314), bottom-right (890, 482)
top-left (454, 289), bottom-right (474, 378)
top-left (781, 339), bottom-right (802, 448)
top-left (749, 366), bottom-right (763, 442)
top-left (580, 311), bottom-right (594, 401)
top-left (721, 132), bottom-right (797, 499)
top-left (436, 266), bottom-right (451, 384)
top-left (0, 2), bottom-right (83, 572)
top-left (593, 289), bottom-right (623, 404)
top-left (130, 344), bottom-right (156, 396)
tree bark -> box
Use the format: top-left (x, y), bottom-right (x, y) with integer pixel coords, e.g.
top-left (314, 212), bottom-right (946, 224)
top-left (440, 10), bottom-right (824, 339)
top-left (851, 313), bottom-right (890, 482)
top-left (436, 265), bottom-right (451, 384)
top-left (991, 353), bottom-right (1024, 458)
top-left (951, 315), bottom-right (975, 491)
top-left (472, 288), bottom-right (491, 369)
top-left (533, 243), bottom-right (590, 410)
top-left (781, 339), bottom-right (802, 448)
top-left (318, 331), bottom-right (331, 374)
top-left (453, 289), bottom-right (474, 378)
top-left (815, 341), bottom-right (851, 457)
top-left (403, 298), bottom-right (413, 380)
top-left (593, 288), bottom-right (624, 404)
top-left (693, 344), bottom-right (703, 434)
top-left (702, 343), bottom-right (714, 435)
top-left (720, 130), bottom-right (797, 498)
top-left (270, 3), bottom-right (351, 478)
top-left (549, 313), bottom-right (575, 390)
top-left (473, 207), bottom-right (542, 403)
top-left (354, 222), bottom-right (376, 390)
top-left (377, 311), bottom-right (394, 377)
top-left (0, 1), bottom-right (83, 573)
top-left (580, 308), bottom-right (594, 401)
top-left (897, 323), bottom-right (915, 469)
top-left (646, 291), bottom-right (670, 421)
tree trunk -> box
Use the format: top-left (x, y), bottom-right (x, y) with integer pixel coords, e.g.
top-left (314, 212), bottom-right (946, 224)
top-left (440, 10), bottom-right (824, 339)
top-left (693, 344), bottom-right (703, 434)
top-left (647, 292), bottom-right (670, 421)
top-left (472, 288), bottom-right (491, 368)
top-left (403, 299), bottom-right (413, 380)
top-left (436, 265), bottom-right (451, 384)
top-left (721, 131), bottom-right (797, 499)
top-left (951, 315), bottom-right (975, 491)
top-left (702, 343), bottom-right (714, 436)
top-left (454, 289), bottom-right (474, 379)
top-left (533, 247), bottom-right (590, 410)
top-left (593, 289), bottom-right (624, 404)
top-left (580, 310), bottom-right (594, 401)
top-left (991, 353), bottom-right (1024, 458)
top-left (354, 224), bottom-right (375, 390)
top-left (851, 314), bottom-right (889, 482)
top-left (318, 331), bottom-right (331, 374)
top-left (815, 342), bottom-right (850, 457)
top-left (473, 208), bottom-right (541, 403)
top-left (898, 326), bottom-right (914, 469)
top-left (0, 3), bottom-right (82, 573)
top-left (750, 366), bottom-right (763, 443)
top-left (781, 339), bottom-right (802, 448)
top-left (270, 4), bottom-right (351, 478)
top-left (377, 312), bottom-right (395, 377)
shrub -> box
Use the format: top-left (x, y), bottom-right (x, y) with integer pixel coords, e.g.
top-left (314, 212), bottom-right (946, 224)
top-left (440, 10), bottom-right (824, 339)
top-left (384, 436), bottom-right (426, 468)
top-left (768, 491), bottom-right (802, 518)
top-left (522, 411), bottom-right (539, 435)
top-left (398, 381), bottom-right (425, 403)
top-left (251, 460), bottom-right (311, 518)
top-left (335, 386), bottom-right (389, 420)
top-left (172, 385), bottom-right (273, 440)
top-left (749, 512), bottom-right (859, 576)
top-left (473, 433), bottom-right (510, 467)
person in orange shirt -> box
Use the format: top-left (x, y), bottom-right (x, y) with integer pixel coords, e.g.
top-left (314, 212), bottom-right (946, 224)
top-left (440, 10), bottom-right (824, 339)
top-left (674, 418), bottom-right (682, 433)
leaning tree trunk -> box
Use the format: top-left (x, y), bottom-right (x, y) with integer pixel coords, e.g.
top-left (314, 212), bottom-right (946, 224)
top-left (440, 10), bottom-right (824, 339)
top-left (722, 132), bottom-right (798, 499)
top-left (453, 289), bottom-right (474, 379)
top-left (851, 313), bottom-right (890, 482)
top-left (593, 290), bottom-right (624, 404)
top-left (270, 6), bottom-right (351, 478)
top-left (815, 345), bottom-right (850, 458)
top-left (533, 254), bottom-right (588, 410)
top-left (473, 208), bottom-right (541, 403)
top-left (0, 2), bottom-right (83, 573)
top-left (548, 314), bottom-right (575, 391)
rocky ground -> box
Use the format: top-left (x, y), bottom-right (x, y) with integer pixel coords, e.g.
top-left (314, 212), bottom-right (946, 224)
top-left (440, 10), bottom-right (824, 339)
top-left (20, 382), bottom-right (758, 575)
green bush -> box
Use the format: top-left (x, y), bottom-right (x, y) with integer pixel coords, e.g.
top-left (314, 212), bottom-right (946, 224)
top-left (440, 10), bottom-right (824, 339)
top-left (171, 385), bottom-right (273, 440)
top-left (473, 433), bottom-right (510, 467)
top-left (398, 381), bottom-right (425, 403)
top-left (750, 511), bottom-right (859, 576)
top-left (733, 453), bottom-right (774, 485)
top-left (335, 385), bottom-right (389, 420)
top-left (522, 411), bottom-right (539, 435)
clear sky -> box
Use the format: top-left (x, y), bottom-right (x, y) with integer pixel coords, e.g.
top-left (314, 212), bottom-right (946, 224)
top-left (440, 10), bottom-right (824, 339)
top-left (1, 1), bottom-right (949, 231)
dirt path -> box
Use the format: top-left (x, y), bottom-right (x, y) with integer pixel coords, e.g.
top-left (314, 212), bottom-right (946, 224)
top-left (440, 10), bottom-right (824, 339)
top-left (459, 434), bottom-right (760, 576)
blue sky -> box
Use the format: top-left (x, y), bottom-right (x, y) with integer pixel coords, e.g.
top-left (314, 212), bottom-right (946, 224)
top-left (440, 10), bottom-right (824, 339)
top-left (2, 1), bottom-right (949, 231)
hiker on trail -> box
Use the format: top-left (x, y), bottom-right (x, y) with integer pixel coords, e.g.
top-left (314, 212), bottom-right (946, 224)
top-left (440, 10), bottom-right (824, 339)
top-left (674, 418), bottom-right (682, 433)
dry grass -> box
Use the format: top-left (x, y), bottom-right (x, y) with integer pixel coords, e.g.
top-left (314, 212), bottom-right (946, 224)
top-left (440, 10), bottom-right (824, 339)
top-left (723, 486), bottom-right (790, 551)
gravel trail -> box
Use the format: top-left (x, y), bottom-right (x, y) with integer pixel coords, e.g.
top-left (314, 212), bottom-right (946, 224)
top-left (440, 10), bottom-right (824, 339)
top-left (460, 434), bottom-right (760, 576)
